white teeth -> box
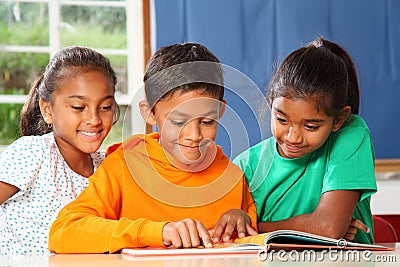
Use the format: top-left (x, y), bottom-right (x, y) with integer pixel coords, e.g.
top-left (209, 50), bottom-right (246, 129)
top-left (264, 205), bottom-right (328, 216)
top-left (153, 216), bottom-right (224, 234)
top-left (81, 131), bottom-right (97, 136)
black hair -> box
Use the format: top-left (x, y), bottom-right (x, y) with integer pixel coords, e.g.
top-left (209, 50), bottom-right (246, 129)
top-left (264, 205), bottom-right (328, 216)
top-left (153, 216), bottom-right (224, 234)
top-left (269, 37), bottom-right (360, 117)
top-left (20, 46), bottom-right (120, 136)
top-left (143, 43), bottom-right (224, 109)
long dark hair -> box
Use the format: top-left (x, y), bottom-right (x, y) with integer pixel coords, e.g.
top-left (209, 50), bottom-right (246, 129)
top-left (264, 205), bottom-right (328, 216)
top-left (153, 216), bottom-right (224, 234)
top-left (20, 46), bottom-right (120, 136)
top-left (269, 37), bottom-right (360, 117)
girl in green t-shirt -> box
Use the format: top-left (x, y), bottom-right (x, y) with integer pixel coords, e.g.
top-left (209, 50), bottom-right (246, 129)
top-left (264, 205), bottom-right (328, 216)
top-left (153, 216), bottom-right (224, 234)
top-left (234, 37), bottom-right (376, 244)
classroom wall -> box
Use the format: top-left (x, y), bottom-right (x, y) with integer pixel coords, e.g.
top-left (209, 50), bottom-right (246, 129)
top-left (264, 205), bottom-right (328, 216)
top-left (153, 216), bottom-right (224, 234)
top-left (153, 0), bottom-right (400, 159)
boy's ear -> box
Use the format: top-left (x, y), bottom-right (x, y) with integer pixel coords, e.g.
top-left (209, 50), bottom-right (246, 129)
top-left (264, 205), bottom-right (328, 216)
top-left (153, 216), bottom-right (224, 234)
top-left (139, 101), bottom-right (157, 125)
top-left (332, 106), bottom-right (351, 132)
top-left (218, 100), bottom-right (226, 119)
top-left (39, 98), bottom-right (53, 124)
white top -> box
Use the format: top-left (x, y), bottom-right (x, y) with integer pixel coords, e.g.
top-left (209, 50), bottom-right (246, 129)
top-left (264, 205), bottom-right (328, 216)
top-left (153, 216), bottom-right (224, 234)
top-left (0, 133), bottom-right (104, 255)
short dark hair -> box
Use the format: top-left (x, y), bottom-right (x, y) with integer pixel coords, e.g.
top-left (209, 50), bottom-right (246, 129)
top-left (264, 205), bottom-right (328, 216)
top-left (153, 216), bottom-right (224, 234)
top-left (143, 43), bottom-right (224, 109)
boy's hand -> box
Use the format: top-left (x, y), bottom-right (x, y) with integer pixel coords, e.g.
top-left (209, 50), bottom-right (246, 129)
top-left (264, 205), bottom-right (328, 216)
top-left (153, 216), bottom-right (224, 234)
top-left (344, 218), bottom-right (370, 241)
top-left (162, 218), bottom-right (213, 248)
top-left (211, 209), bottom-right (258, 243)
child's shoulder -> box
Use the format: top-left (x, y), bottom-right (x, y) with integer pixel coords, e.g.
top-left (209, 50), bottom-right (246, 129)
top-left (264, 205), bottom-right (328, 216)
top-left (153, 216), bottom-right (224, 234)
top-left (236, 137), bottom-right (275, 158)
top-left (344, 114), bottom-right (369, 128)
top-left (0, 133), bottom-right (56, 180)
top-left (327, 115), bottom-right (373, 154)
top-left (336, 114), bottom-right (370, 137)
top-left (233, 137), bottom-right (275, 167)
top-left (104, 133), bottom-right (152, 159)
top-left (1, 132), bottom-right (55, 157)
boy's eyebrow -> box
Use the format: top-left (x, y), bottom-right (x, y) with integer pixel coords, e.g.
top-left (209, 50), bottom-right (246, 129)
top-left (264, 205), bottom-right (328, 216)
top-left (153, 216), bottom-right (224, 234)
top-left (273, 107), bottom-right (286, 115)
top-left (273, 107), bottom-right (325, 123)
top-left (168, 109), bottom-right (219, 118)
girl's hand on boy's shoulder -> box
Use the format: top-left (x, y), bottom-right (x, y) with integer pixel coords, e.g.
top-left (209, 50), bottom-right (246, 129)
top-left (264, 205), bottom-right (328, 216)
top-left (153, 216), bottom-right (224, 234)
top-left (162, 218), bottom-right (213, 248)
top-left (211, 209), bottom-right (258, 243)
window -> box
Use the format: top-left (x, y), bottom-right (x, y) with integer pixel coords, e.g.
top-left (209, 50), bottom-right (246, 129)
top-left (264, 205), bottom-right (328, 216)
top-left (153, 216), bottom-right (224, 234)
top-left (0, 0), bottom-right (147, 147)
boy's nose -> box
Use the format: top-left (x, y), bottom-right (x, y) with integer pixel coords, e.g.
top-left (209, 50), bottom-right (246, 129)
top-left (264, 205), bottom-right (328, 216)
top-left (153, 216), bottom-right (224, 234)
top-left (182, 120), bottom-right (203, 141)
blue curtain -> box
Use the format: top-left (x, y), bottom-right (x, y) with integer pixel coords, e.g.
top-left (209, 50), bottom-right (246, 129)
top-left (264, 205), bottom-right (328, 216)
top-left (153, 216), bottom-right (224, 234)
top-left (153, 0), bottom-right (400, 159)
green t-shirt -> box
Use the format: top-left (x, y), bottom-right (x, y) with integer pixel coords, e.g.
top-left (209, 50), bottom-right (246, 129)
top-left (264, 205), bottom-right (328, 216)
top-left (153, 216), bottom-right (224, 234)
top-left (233, 115), bottom-right (377, 244)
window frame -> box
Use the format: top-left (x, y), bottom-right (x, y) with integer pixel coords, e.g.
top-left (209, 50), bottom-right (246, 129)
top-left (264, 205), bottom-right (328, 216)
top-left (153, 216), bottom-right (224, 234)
top-left (0, 0), bottom-right (147, 135)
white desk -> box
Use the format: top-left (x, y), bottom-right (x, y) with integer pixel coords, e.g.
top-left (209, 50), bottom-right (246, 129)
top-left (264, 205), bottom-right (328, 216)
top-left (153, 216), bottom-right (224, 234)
top-left (1, 243), bottom-right (399, 267)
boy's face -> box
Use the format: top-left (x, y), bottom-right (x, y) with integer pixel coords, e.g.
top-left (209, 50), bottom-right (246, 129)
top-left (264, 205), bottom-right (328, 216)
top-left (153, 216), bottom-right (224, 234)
top-left (143, 89), bottom-right (225, 170)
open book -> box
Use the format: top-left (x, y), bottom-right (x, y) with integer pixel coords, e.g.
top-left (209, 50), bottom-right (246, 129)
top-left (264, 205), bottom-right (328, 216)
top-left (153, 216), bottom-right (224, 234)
top-left (121, 242), bottom-right (262, 257)
top-left (234, 230), bottom-right (394, 251)
top-left (121, 230), bottom-right (394, 257)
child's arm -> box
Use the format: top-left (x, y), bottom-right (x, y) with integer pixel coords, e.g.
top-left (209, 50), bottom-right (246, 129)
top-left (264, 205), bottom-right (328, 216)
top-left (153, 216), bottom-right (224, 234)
top-left (49, 155), bottom-right (167, 253)
top-left (258, 190), bottom-right (360, 239)
top-left (49, 153), bottom-right (215, 253)
top-left (0, 181), bottom-right (19, 205)
top-left (0, 137), bottom-right (40, 205)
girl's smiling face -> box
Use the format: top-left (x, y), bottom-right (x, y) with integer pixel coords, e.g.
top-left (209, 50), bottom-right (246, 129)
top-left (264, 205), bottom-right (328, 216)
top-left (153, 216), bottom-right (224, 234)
top-left (40, 70), bottom-right (116, 156)
top-left (271, 96), bottom-right (348, 159)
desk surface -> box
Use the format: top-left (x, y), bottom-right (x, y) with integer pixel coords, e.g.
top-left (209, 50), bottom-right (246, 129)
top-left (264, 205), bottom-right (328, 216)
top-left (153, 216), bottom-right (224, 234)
top-left (1, 243), bottom-right (399, 267)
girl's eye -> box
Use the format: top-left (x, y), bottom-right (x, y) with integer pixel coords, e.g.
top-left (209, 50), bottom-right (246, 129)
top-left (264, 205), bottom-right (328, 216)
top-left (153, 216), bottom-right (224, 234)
top-left (305, 124), bottom-right (319, 130)
top-left (100, 105), bottom-right (113, 111)
top-left (71, 106), bottom-right (84, 110)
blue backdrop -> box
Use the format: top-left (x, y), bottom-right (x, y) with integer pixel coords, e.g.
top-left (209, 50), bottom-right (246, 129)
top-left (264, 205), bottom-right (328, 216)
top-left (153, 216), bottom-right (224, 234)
top-left (153, 0), bottom-right (400, 159)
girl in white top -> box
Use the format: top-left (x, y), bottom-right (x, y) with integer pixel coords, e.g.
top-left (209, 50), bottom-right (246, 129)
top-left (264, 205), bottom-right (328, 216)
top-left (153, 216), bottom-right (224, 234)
top-left (0, 46), bottom-right (119, 255)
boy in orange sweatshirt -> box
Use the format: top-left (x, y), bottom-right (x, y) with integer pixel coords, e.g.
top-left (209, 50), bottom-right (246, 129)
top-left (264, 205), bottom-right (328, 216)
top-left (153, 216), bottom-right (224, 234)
top-left (49, 43), bottom-right (258, 253)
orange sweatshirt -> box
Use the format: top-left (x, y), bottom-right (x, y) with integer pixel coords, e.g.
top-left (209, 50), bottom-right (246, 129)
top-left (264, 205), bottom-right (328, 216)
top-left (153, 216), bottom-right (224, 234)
top-left (49, 133), bottom-right (257, 253)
